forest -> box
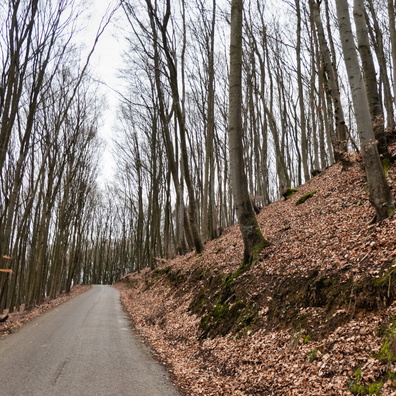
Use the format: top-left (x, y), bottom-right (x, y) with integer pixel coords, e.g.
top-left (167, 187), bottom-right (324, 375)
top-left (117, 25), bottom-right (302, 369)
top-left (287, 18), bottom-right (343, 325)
top-left (0, 0), bottom-right (395, 314)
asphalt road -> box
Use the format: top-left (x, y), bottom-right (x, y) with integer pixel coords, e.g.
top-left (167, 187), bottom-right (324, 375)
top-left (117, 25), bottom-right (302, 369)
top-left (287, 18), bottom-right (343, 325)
top-left (0, 285), bottom-right (180, 396)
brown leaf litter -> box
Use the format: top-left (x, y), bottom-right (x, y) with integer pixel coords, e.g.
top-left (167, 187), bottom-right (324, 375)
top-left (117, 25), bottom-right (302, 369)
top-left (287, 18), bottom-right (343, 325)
top-left (116, 150), bottom-right (396, 395)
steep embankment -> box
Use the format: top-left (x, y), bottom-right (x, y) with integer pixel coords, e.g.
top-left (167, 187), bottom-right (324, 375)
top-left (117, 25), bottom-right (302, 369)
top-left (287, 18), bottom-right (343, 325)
top-left (116, 148), bottom-right (396, 396)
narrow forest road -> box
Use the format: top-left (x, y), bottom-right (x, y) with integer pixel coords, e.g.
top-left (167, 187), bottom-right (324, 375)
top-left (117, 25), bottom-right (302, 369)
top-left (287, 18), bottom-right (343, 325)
top-left (0, 285), bottom-right (180, 396)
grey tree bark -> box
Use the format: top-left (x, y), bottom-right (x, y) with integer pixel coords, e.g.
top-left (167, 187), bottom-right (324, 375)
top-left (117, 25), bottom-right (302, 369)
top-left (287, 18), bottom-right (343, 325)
top-left (353, 0), bottom-right (389, 160)
top-left (311, 0), bottom-right (348, 161)
top-left (366, 0), bottom-right (395, 133)
top-left (389, 0), bottom-right (396, 113)
top-left (295, 0), bottom-right (310, 181)
top-left (228, 0), bottom-right (269, 264)
top-left (147, 0), bottom-right (203, 254)
top-left (335, 0), bottom-right (395, 221)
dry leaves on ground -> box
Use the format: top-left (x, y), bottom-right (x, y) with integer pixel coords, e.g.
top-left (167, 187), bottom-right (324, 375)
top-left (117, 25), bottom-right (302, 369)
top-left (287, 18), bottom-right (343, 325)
top-left (117, 152), bottom-right (396, 396)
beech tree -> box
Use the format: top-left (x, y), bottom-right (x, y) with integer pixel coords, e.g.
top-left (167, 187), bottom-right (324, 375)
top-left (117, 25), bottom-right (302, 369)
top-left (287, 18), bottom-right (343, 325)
top-left (335, 0), bottom-right (395, 221)
top-left (389, 0), bottom-right (396, 112)
top-left (0, 0), bottom-right (116, 312)
top-left (228, 0), bottom-right (269, 264)
top-left (310, 0), bottom-right (348, 161)
top-left (353, 0), bottom-right (389, 160)
top-left (366, 0), bottom-right (395, 134)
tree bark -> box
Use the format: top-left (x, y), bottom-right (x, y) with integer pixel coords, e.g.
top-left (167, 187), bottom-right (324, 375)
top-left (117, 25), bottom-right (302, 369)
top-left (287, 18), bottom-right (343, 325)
top-left (228, 0), bottom-right (269, 264)
top-left (389, 0), bottom-right (396, 116)
top-left (311, 0), bottom-right (348, 161)
top-left (353, 0), bottom-right (389, 159)
top-left (148, 0), bottom-right (203, 254)
top-left (367, 0), bottom-right (395, 133)
top-left (295, 0), bottom-right (310, 181)
top-left (335, 0), bottom-right (395, 221)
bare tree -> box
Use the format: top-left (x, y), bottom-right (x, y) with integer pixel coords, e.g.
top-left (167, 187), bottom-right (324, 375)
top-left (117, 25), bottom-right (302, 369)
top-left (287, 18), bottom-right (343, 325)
top-left (366, 0), bottom-right (395, 134)
top-left (353, 0), bottom-right (389, 160)
top-left (149, 0), bottom-right (204, 254)
top-left (310, 0), bottom-right (348, 161)
top-left (389, 0), bottom-right (396, 112)
top-left (228, 0), bottom-right (269, 265)
top-left (335, 0), bottom-right (395, 221)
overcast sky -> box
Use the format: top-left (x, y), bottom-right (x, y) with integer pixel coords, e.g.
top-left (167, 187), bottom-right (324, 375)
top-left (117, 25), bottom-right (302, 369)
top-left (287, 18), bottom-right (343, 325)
top-left (82, 0), bottom-right (125, 183)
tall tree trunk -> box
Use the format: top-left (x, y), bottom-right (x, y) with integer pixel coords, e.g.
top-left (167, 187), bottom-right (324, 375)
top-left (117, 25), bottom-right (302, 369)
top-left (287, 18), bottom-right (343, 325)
top-left (198, 0), bottom-right (217, 242)
top-left (311, 0), bottom-right (348, 161)
top-left (295, 0), bottom-right (310, 181)
top-left (144, 1), bottom-right (189, 255)
top-left (335, 0), bottom-right (395, 221)
top-left (353, 0), bottom-right (389, 159)
top-left (147, 0), bottom-right (203, 254)
top-left (228, 0), bottom-right (269, 265)
top-left (389, 0), bottom-right (396, 116)
top-left (367, 0), bottom-right (395, 133)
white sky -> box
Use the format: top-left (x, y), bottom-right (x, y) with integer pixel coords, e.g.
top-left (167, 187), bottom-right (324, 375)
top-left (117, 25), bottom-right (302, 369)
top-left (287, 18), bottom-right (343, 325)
top-left (81, 0), bottom-right (125, 184)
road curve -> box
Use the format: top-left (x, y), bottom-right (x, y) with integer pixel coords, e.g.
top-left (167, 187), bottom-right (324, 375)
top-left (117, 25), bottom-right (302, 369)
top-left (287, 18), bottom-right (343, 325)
top-left (0, 285), bottom-right (180, 396)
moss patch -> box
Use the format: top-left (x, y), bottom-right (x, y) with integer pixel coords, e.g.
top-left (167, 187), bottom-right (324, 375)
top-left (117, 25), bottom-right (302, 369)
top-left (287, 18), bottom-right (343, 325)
top-left (382, 157), bottom-right (391, 177)
top-left (190, 262), bottom-right (260, 339)
top-left (188, 268), bottom-right (225, 315)
top-left (347, 319), bottom-right (396, 394)
top-left (189, 259), bottom-right (396, 341)
top-left (199, 301), bottom-right (258, 339)
top-left (126, 255), bottom-right (396, 345)
top-left (148, 265), bottom-right (184, 289)
top-left (265, 262), bottom-right (396, 340)
top-left (348, 365), bottom-right (395, 395)
top-left (377, 319), bottom-right (396, 364)
top-left (282, 187), bottom-right (299, 200)
top-left (152, 266), bottom-right (172, 281)
top-left (296, 190), bottom-right (317, 206)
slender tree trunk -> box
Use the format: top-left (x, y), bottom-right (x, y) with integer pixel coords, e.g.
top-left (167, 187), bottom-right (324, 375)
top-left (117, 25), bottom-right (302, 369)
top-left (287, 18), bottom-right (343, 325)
top-left (335, 0), bottom-right (395, 221)
top-left (389, 0), bottom-right (396, 114)
top-left (160, 3), bottom-right (203, 254)
top-left (353, 0), bottom-right (389, 159)
top-left (228, 0), bottom-right (269, 264)
top-left (367, 0), bottom-right (395, 133)
top-left (197, 0), bottom-right (217, 242)
top-left (311, 0), bottom-right (348, 161)
top-left (144, 2), bottom-right (188, 254)
top-left (295, 0), bottom-right (310, 181)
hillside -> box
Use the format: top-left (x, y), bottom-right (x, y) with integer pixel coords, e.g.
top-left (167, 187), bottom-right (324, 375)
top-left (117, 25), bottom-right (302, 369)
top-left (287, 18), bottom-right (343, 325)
top-left (116, 149), bottom-right (396, 396)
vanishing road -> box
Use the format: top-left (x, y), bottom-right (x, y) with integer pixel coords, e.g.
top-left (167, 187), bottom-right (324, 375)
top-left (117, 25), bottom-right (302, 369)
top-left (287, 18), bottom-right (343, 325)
top-left (0, 285), bottom-right (180, 396)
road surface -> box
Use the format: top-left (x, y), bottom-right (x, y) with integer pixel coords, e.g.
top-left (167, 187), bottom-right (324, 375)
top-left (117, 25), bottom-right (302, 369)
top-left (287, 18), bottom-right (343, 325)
top-left (0, 285), bottom-right (180, 396)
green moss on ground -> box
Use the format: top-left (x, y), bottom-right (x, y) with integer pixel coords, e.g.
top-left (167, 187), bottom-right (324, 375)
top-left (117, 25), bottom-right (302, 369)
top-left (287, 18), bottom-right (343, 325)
top-left (199, 301), bottom-right (258, 339)
top-left (296, 190), bottom-right (317, 206)
top-left (377, 319), bottom-right (396, 364)
top-left (152, 266), bottom-right (171, 281)
top-left (348, 365), bottom-right (396, 395)
top-left (282, 187), bottom-right (299, 200)
top-left (347, 318), bottom-right (396, 394)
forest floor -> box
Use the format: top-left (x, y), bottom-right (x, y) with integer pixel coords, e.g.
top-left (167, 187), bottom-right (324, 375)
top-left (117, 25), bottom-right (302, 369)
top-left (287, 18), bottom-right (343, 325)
top-left (0, 284), bottom-right (91, 337)
top-left (116, 146), bottom-right (396, 396)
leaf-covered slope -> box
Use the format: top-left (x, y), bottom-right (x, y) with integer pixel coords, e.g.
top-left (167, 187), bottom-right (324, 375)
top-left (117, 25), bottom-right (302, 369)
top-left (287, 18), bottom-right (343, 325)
top-left (117, 150), bottom-right (396, 396)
